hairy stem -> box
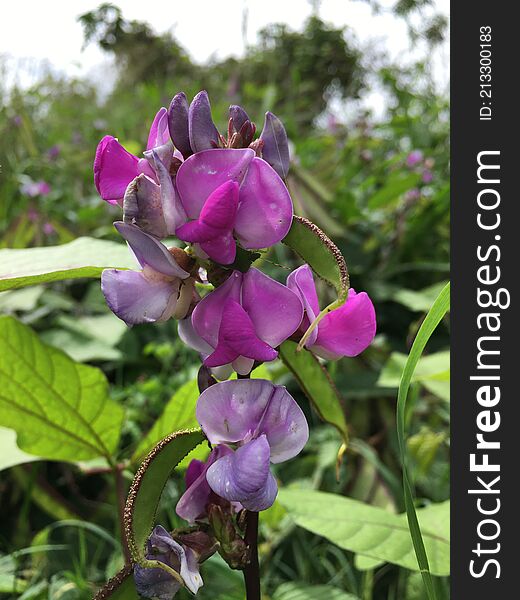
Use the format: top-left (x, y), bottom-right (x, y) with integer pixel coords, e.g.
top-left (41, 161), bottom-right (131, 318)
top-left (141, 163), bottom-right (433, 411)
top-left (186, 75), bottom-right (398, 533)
top-left (114, 466), bottom-right (131, 564)
top-left (243, 511), bottom-right (261, 600)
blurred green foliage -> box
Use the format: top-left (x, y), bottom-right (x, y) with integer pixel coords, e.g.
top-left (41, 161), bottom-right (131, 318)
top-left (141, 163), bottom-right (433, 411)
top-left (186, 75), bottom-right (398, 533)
top-left (0, 3), bottom-right (449, 599)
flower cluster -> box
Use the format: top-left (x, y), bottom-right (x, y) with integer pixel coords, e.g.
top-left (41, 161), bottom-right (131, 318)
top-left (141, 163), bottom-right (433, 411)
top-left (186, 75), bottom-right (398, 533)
top-left (93, 90), bottom-right (376, 597)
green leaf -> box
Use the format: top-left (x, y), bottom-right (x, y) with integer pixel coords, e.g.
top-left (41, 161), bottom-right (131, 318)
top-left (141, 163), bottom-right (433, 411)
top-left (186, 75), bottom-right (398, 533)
top-left (368, 172), bottom-right (421, 209)
top-left (273, 581), bottom-right (360, 600)
top-left (279, 341), bottom-right (348, 444)
top-left (396, 282), bottom-right (450, 598)
top-left (378, 350), bottom-right (450, 402)
top-left (93, 565), bottom-right (139, 600)
top-left (125, 429), bottom-right (205, 561)
top-left (408, 428), bottom-right (447, 475)
top-left (0, 237), bottom-right (135, 291)
top-left (278, 489), bottom-right (449, 576)
top-left (0, 426), bottom-right (39, 471)
top-left (392, 282), bottom-right (449, 313)
top-left (354, 501), bottom-right (450, 571)
top-left (282, 216), bottom-right (349, 299)
top-left (0, 316), bottom-right (124, 461)
top-left (0, 285), bottom-right (44, 312)
top-left (0, 555), bottom-right (28, 594)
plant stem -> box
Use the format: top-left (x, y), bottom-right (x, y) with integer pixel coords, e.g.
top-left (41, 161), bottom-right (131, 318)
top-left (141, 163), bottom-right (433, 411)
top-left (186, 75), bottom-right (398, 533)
top-left (113, 465), bottom-right (131, 564)
top-left (243, 511), bottom-right (261, 600)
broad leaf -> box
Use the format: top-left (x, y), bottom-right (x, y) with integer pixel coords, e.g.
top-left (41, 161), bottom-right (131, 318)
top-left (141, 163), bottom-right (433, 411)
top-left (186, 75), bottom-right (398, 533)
top-left (93, 565), bottom-right (139, 600)
top-left (368, 172), bottom-right (421, 209)
top-left (354, 501), bottom-right (450, 571)
top-left (279, 341), bottom-right (348, 444)
top-left (274, 582), bottom-right (360, 600)
top-left (125, 429), bottom-right (205, 561)
top-left (0, 426), bottom-right (39, 471)
top-left (278, 489), bottom-right (450, 576)
top-left (282, 216), bottom-right (349, 299)
top-left (0, 316), bottom-right (124, 461)
top-left (0, 237), bottom-right (135, 291)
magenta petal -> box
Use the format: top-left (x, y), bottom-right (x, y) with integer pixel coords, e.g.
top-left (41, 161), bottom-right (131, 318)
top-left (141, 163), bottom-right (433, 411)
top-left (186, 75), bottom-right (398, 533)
top-left (192, 271), bottom-right (243, 348)
top-left (168, 92), bottom-right (192, 159)
top-left (94, 136), bottom-right (139, 205)
top-left (146, 107), bottom-right (170, 150)
top-left (188, 91), bottom-right (221, 153)
top-left (241, 268), bottom-right (303, 348)
top-left (114, 222), bottom-right (189, 278)
top-left (205, 436), bottom-right (277, 511)
top-left (200, 233), bottom-right (236, 265)
top-left (313, 289), bottom-right (377, 359)
top-left (176, 148), bottom-right (254, 218)
top-left (256, 385), bottom-right (309, 463)
top-left (196, 379), bottom-right (277, 445)
top-left (286, 264), bottom-right (320, 345)
top-left (204, 299), bottom-right (278, 368)
top-left (234, 157), bottom-right (293, 248)
top-left (101, 269), bottom-right (179, 325)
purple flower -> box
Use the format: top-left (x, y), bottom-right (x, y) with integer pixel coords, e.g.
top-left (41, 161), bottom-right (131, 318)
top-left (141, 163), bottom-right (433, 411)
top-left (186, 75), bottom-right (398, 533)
top-left (21, 180), bottom-right (51, 198)
top-left (287, 265), bottom-right (376, 360)
top-left (101, 222), bottom-right (193, 325)
top-left (259, 111), bottom-right (290, 180)
top-left (46, 144), bottom-right (61, 161)
top-left (174, 148), bottom-right (293, 264)
top-left (406, 150), bottom-right (423, 168)
top-left (179, 268), bottom-right (303, 375)
top-left (94, 108), bottom-right (170, 206)
top-left (196, 379), bottom-right (309, 511)
top-left (422, 169), bottom-right (434, 184)
top-left (134, 525), bottom-right (202, 599)
top-left (176, 446), bottom-right (241, 523)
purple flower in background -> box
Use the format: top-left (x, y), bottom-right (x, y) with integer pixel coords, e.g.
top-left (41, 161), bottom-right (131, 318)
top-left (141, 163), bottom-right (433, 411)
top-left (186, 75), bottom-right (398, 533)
top-left (94, 108), bottom-right (171, 205)
top-left (101, 222), bottom-right (193, 325)
top-left (43, 222), bottom-right (55, 236)
top-left (175, 148), bottom-right (293, 264)
top-left (422, 169), bottom-right (434, 184)
top-left (21, 180), bottom-right (51, 198)
top-left (134, 525), bottom-right (202, 599)
top-left (46, 144), bottom-right (61, 161)
top-left (287, 264), bottom-right (376, 360)
top-left (406, 150), bottom-right (423, 168)
top-left (176, 446), bottom-right (241, 523)
top-left (179, 268), bottom-right (303, 375)
top-left (196, 379), bottom-right (309, 511)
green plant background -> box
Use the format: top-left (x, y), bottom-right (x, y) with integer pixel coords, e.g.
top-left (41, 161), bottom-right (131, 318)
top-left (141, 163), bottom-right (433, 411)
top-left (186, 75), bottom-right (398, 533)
top-left (0, 2), bottom-right (449, 599)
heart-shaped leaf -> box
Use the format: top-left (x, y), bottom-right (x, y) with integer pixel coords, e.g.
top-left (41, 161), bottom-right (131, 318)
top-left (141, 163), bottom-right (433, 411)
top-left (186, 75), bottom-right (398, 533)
top-left (0, 237), bottom-right (135, 291)
top-left (278, 489), bottom-right (449, 576)
top-left (0, 316), bottom-right (124, 461)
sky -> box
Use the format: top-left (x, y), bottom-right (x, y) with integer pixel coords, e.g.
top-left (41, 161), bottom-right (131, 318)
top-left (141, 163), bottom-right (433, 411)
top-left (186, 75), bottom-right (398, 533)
top-left (1, 0), bottom-right (449, 113)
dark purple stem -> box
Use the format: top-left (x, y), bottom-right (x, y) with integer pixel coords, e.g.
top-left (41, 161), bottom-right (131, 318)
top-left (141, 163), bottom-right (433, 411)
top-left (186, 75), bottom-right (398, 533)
top-left (243, 510), bottom-right (261, 600)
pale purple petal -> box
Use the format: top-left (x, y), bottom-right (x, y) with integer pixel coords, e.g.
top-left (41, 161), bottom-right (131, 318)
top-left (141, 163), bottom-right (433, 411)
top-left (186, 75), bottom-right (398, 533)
top-left (313, 289), bottom-right (376, 359)
top-left (101, 269), bottom-right (179, 325)
top-left (188, 91), bottom-right (221, 153)
top-left (196, 379), bottom-right (276, 445)
top-left (256, 385), bottom-right (309, 463)
top-left (229, 105), bottom-right (250, 132)
top-left (192, 271), bottom-right (243, 348)
top-left (94, 136), bottom-right (139, 205)
top-left (241, 268), bottom-right (303, 347)
top-left (204, 299), bottom-right (278, 368)
top-left (206, 436), bottom-right (277, 511)
top-left (176, 148), bottom-right (254, 218)
top-left (114, 222), bottom-right (189, 279)
top-left (123, 174), bottom-right (168, 238)
top-left (168, 92), bottom-right (192, 159)
top-left (185, 459), bottom-right (205, 489)
top-left (286, 264), bottom-right (320, 345)
top-left (178, 317), bottom-right (214, 355)
top-left (259, 111), bottom-right (290, 179)
top-left (234, 157), bottom-right (293, 248)
top-left (176, 447), bottom-right (233, 524)
top-left (149, 151), bottom-right (187, 233)
top-left (146, 107), bottom-right (170, 150)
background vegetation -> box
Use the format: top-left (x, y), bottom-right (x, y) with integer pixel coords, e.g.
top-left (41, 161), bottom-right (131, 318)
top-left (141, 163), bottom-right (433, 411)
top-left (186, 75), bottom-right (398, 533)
top-left (0, 2), bottom-right (449, 598)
